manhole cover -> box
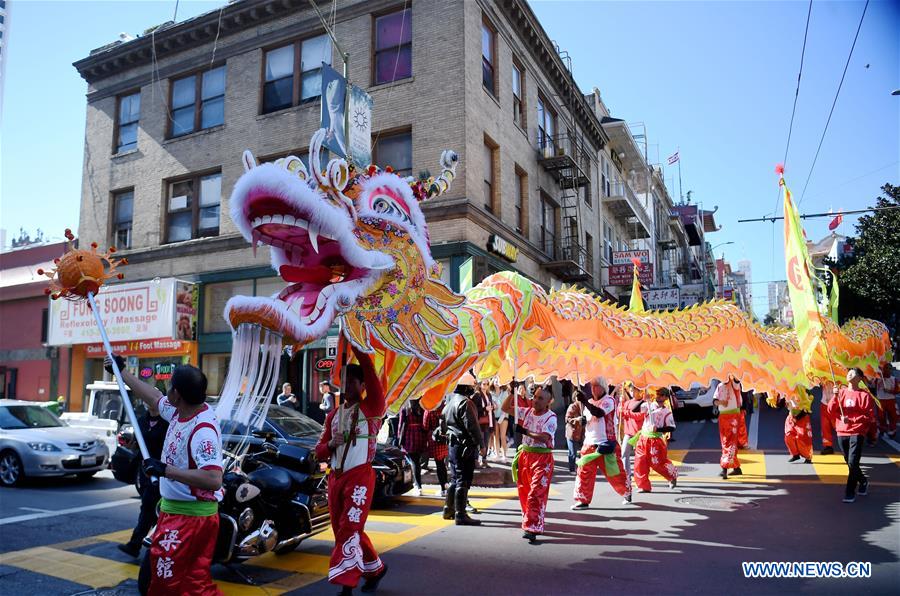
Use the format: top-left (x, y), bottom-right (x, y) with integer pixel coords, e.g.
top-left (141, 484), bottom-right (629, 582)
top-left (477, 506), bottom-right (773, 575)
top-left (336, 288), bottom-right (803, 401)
top-left (676, 465), bottom-right (698, 473)
top-left (675, 496), bottom-right (759, 511)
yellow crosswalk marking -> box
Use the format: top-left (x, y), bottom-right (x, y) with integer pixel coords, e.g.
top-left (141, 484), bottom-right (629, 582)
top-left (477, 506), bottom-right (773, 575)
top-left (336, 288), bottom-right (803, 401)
top-left (729, 450), bottom-right (766, 482)
top-left (812, 453), bottom-right (849, 484)
top-left (0, 546), bottom-right (137, 588)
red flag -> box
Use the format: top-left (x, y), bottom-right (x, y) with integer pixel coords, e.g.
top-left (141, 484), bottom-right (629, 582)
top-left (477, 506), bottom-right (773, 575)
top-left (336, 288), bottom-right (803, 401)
top-left (828, 212), bottom-right (843, 231)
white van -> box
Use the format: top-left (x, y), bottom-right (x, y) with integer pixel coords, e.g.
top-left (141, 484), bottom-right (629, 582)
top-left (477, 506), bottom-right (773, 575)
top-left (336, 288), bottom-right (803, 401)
top-left (60, 381), bottom-right (138, 455)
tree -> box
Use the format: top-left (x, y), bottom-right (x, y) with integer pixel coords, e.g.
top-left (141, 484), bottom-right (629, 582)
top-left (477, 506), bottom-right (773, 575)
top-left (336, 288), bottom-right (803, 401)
top-left (763, 311), bottom-right (777, 326)
top-left (827, 183), bottom-right (900, 353)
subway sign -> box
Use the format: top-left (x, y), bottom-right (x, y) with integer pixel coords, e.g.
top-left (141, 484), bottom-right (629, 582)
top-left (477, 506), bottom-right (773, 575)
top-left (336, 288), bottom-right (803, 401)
top-left (488, 235), bottom-right (519, 263)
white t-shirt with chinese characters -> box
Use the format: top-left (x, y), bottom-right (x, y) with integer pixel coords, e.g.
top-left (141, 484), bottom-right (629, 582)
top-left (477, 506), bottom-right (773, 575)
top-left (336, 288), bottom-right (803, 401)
top-left (157, 397), bottom-right (224, 502)
top-left (641, 402), bottom-right (676, 433)
top-left (583, 395), bottom-right (618, 444)
top-left (516, 407), bottom-right (557, 448)
top-left (714, 383), bottom-right (741, 411)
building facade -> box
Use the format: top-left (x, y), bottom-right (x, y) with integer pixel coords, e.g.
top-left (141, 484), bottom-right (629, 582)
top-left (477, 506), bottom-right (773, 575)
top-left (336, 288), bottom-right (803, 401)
top-left (72, 0), bottom-right (689, 407)
top-left (0, 241), bottom-right (72, 404)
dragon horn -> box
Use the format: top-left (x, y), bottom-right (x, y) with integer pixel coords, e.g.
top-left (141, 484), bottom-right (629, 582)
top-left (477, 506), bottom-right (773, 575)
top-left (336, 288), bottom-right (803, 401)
top-left (425, 150), bottom-right (459, 199)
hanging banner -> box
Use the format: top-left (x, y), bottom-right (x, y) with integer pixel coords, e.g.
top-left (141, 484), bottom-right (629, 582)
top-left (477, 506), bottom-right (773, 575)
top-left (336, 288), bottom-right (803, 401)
top-left (48, 278), bottom-right (196, 346)
top-left (348, 84), bottom-right (373, 167)
top-left (320, 64), bottom-right (348, 158)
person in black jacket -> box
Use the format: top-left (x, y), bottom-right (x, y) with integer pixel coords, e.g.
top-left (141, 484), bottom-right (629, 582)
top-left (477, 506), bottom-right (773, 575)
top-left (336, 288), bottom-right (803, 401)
top-left (443, 384), bottom-right (483, 526)
top-left (117, 397), bottom-right (169, 558)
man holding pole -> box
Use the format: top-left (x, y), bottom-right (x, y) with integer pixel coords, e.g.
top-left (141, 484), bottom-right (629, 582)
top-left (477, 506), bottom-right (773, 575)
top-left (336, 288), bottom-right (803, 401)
top-left (315, 346), bottom-right (388, 595)
top-left (106, 355), bottom-right (223, 596)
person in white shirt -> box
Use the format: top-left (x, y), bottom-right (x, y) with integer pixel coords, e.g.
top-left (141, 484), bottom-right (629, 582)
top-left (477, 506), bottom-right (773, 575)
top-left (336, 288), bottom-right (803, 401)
top-left (876, 364), bottom-right (898, 438)
top-left (571, 377), bottom-right (632, 508)
top-left (713, 375), bottom-right (744, 479)
top-left (631, 388), bottom-right (678, 493)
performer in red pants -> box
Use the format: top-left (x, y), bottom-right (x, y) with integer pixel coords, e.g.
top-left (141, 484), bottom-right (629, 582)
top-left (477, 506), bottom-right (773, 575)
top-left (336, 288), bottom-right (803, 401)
top-left (503, 385), bottom-right (557, 542)
top-left (632, 388), bottom-right (678, 492)
top-left (714, 375), bottom-right (743, 479)
top-left (783, 394), bottom-right (813, 463)
top-left (571, 378), bottom-right (631, 507)
top-left (315, 347), bottom-right (388, 595)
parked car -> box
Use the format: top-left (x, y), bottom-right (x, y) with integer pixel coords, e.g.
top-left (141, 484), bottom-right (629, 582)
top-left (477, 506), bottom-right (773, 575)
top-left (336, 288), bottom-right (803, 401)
top-left (0, 399), bottom-right (110, 487)
top-left (111, 403), bottom-right (414, 503)
top-left (671, 380), bottom-right (720, 420)
top-left (61, 381), bottom-right (139, 455)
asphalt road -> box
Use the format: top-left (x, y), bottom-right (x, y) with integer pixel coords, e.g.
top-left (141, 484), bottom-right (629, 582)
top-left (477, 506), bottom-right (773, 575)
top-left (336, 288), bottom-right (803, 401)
top-left (0, 403), bottom-right (898, 595)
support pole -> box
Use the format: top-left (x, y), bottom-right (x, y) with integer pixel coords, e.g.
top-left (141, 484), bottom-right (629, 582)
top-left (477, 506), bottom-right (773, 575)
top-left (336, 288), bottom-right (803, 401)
top-left (86, 292), bottom-right (150, 460)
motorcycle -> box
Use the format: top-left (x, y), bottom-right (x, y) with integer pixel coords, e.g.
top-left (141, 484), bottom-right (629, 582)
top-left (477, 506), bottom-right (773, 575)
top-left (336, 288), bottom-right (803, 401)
top-left (139, 430), bottom-right (329, 589)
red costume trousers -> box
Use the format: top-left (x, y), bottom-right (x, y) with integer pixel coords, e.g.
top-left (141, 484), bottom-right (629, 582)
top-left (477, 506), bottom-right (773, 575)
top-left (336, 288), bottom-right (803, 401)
top-left (633, 436), bottom-right (677, 492)
top-left (820, 402), bottom-right (835, 448)
top-left (737, 412), bottom-right (749, 447)
top-left (327, 464), bottom-right (383, 587)
top-left (784, 414), bottom-right (813, 460)
top-left (878, 399), bottom-right (898, 434)
top-left (516, 451), bottom-right (554, 533)
top-left (718, 412), bottom-right (742, 469)
top-left (148, 511), bottom-right (221, 596)
top-left (574, 444), bottom-right (630, 503)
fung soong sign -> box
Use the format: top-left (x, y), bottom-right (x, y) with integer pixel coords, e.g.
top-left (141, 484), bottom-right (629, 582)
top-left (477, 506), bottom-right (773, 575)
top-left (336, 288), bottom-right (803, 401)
top-left (48, 278), bottom-right (194, 346)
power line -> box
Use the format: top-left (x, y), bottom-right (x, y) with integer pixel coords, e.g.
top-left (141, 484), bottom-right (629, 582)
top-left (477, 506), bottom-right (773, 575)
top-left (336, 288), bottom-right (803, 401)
top-left (798, 0), bottom-right (870, 206)
top-left (738, 205), bottom-right (899, 223)
top-left (770, 0), bottom-right (814, 220)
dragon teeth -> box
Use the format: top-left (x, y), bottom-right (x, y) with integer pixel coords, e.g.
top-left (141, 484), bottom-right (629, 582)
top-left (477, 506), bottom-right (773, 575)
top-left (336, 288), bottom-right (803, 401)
top-left (309, 224), bottom-right (320, 253)
top-left (262, 215), bottom-right (273, 224)
top-left (271, 214), bottom-right (284, 224)
top-left (283, 215), bottom-right (296, 226)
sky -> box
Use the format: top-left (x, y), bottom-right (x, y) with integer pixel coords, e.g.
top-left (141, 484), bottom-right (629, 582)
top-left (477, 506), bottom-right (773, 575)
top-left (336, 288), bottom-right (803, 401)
top-left (1, 1), bottom-right (898, 319)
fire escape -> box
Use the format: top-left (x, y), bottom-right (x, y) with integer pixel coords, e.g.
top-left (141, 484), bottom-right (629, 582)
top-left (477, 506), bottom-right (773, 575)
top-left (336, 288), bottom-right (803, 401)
top-left (537, 49), bottom-right (593, 285)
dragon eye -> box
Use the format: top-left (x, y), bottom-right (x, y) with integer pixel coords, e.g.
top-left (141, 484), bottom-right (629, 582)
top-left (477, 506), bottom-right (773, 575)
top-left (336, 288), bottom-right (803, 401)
top-left (371, 196), bottom-right (411, 223)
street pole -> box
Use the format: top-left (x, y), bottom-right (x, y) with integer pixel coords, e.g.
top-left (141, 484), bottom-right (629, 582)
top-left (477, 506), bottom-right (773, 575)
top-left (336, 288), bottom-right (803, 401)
top-left (309, 0), bottom-right (352, 159)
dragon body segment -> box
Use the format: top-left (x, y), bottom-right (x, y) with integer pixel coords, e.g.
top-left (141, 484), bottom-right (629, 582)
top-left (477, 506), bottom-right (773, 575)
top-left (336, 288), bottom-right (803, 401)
top-left (223, 130), bottom-right (891, 416)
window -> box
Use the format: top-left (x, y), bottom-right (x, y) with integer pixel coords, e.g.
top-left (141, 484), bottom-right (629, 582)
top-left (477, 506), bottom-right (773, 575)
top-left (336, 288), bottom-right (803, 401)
top-left (201, 353), bottom-right (230, 396)
top-left (601, 156), bottom-right (611, 197)
top-left (169, 66), bottom-right (225, 137)
top-left (112, 189), bottom-right (133, 250)
top-left (537, 96), bottom-right (556, 156)
top-left (481, 19), bottom-right (496, 96)
top-left (604, 220), bottom-right (614, 262)
top-left (483, 137), bottom-right (498, 214)
top-left (41, 309), bottom-right (48, 344)
top-left (515, 166), bottom-right (528, 234)
top-left (540, 194), bottom-right (557, 257)
top-left (373, 8), bottom-right (412, 85)
top-left (166, 171), bottom-right (221, 243)
top-left (115, 92), bottom-right (140, 153)
top-left (372, 131), bottom-right (412, 177)
top-left (512, 60), bottom-right (525, 127)
top-left (585, 232), bottom-right (594, 267)
top-left (263, 35), bottom-right (331, 114)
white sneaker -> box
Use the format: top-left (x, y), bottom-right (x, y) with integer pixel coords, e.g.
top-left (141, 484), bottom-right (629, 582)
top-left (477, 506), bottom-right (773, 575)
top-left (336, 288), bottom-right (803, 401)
top-left (412, 487), bottom-right (421, 497)
top-left (438, 488), bottom-right (446, 497)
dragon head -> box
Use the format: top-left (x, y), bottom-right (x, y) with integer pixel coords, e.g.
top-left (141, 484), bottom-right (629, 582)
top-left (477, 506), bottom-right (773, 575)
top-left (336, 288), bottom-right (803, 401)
top-left (226, 129), bottom-right (464, 361)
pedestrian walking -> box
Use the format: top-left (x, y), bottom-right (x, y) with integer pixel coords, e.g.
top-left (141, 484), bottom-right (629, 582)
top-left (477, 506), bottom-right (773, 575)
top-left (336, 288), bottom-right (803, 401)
top-left (564, 395), bottom-right (584, 473)
top-left (424, 398), bottom-right (449, 497)
top-left (106, 355), bottom-right (224, 596)
top-left (319, 381), bottom-right (338, 415)
top-left (820, 382), bottom-right (837, 455)
top-left (490, 381), bottom-right (510, 463)
top-left (782, 392), bottom-right (813, 464)
top-left (117, 398), bottom-right (169, 558)
top-left (828, 368), bottom-right (877, 503)
top-left (714, 375), bottom-right (744, 479)
top-left (571, 377), bottom-right (632, 508)
top-left (314, 346), bottom-right (389, 594)
top-left (398, 398), bottom-right (429, 497)
top-left (632, 388), bottom-right (678, 493)
top-left (503, 383), bottom-right (556, 542)
top-left (443, 386), bottom-right (483, 526)
top-left (474, 381), bottom-right (493, 467)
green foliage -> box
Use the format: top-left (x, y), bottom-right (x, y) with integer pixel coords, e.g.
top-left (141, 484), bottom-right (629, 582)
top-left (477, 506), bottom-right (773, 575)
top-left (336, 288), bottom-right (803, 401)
top-left (827, 183), bottom-right (900, 352)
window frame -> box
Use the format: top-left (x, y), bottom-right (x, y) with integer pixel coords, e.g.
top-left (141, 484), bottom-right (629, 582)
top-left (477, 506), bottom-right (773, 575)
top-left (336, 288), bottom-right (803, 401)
top-left (514, 165), bottom-right (528, 235)
top-left (167, 64), bottom-right (226, 138)
top-left (537, 94), bottom-right (557, 156)
top-left (372, 6), bottom-right (413, 86)
top-left (260, 33), bottom-right (332, 115)
top-left (512, 58), bottom-right (525, 129)
top-left (111, 188), bottom-right (135, 250)
top-left (481, 17), bottom-right (498, 98)
top-left (483, 134), bottom-right (499, 215)
top-left (372, 128), bottom-right (413, 178)
top-left (164, 169), bottom-right (222, 244)
top-left (540, 191), bottom-right (558, 258)
top-left (113, 90), bottom-right (141, 154)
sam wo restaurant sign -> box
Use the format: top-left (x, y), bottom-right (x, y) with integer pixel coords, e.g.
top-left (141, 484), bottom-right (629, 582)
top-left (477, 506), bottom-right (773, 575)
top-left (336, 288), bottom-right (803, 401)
top-left (48, 278), bottom-right (196, 346)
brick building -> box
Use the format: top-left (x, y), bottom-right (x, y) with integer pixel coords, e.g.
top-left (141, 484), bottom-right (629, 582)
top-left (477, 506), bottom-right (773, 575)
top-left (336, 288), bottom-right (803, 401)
top-left (0, 241), bottom-right (72, 403)
top-left (71, 0), bottom-right (687, 407)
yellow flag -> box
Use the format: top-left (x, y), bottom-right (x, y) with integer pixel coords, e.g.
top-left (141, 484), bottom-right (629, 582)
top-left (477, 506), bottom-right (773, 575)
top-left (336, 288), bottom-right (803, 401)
top-left (781, 174), bottom-right (830, 381)
top-left (629, 261), bottom-right (645, 312)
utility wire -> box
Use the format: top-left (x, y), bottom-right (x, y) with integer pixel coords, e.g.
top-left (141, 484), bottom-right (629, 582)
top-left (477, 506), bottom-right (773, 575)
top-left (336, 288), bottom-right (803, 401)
top-left (798, 0), bottom-right (870, 205)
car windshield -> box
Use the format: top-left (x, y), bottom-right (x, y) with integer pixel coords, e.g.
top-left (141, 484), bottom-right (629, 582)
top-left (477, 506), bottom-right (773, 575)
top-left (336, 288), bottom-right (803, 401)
top-left (267, 406), bottom-right (322, 438)
top-left (0, 405), bottom-right (64, 429)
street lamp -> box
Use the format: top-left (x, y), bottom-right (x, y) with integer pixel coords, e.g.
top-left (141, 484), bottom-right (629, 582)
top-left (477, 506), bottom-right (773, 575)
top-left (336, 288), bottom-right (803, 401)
top-left (703, 241), bottom-right (734, 300)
